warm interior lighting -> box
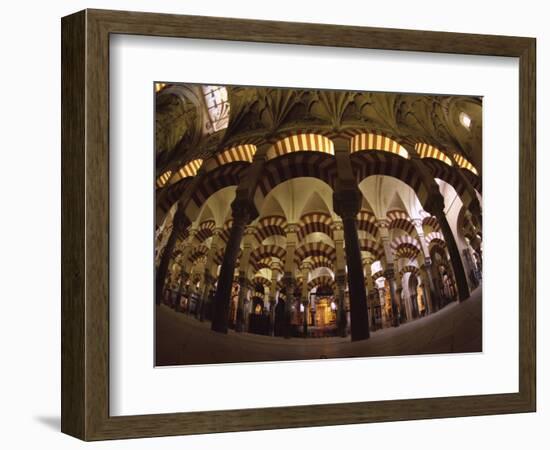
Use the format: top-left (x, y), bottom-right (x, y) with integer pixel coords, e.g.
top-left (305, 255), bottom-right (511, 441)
top-left (156, 170), bottom-right (172, 187)
top-left (415, 143), bottom-right (453, 166)
top-left (453, 154), bottom-right (479, 175)
top-left (267, 134), bottom-right (335, 160)
top-left (177, 159), bottom-right (203, 179)
top-left (202, 85), bottom-right (230, 133)
top-left (351, 133), bottom-right (409, 159)
top-left (459, 111), bottom-right (472, 129)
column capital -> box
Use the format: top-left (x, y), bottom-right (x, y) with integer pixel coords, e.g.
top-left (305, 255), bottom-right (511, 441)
top-left (333, 187), bottom-right (362, 219)
top-left (244, 224), bottom-right (256, 236)
top-left (411, 217), bottom-right (424, 229)
top-left (231, 196), bottom-right (258, 225)
top-left (376, 217), bottom-right (389, 228)
top-left (331, 219), bottom-right (344, 232)
top-left (384, 267), bottom-right (395, 280)
top-left (212, 226), bottom-right (224, 237)
top-left (423, 192), bottom-right (446, 218)
top-left (173, 205), bottom-right (191, 233)
top-left (284, 222), bottom-right (299, 235)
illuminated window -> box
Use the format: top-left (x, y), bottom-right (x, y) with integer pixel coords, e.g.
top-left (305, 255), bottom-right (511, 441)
top-left (201, 85), bottom-right (230, 133)
top-left (459, 112), bottom-right (472, 129)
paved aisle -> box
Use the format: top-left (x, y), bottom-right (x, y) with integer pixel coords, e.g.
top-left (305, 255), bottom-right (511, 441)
top-left (155, 288), bottom-right (482, 366)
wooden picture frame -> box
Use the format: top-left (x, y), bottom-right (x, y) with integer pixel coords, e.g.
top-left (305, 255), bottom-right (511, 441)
top-left (61, 8), bottom-right (536, 441)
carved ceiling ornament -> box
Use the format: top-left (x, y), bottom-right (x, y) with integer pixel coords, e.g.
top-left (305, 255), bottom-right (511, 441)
top-left (155, 84), bottom-right (482, 183)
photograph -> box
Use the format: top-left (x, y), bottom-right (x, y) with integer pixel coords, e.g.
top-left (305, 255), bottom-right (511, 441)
top-left (153, 83), bottom-right (483, 366)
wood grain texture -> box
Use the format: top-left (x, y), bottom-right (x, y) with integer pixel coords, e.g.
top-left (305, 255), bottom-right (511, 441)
top-left (60, 8), bottom-right (537, 441)
top-left (61, 10), bottom-right (86, 439)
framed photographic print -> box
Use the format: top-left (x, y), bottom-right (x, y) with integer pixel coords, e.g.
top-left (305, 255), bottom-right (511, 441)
top-left (61, 9), bottom-right (536, 441)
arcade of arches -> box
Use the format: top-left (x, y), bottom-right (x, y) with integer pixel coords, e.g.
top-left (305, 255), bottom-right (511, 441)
top-left (154, 83), bottom-right (483, 364)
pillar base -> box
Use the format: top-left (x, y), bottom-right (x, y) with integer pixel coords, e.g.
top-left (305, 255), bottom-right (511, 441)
top-left (235, 308), bottom-right (245, 332)
top-left (350, 328), bottom-right (369, 342)
top-left (211, 321), bottom-right (228, 334)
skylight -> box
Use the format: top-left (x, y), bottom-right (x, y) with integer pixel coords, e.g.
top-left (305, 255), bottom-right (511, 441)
top-left (459, 111), bottom-right (472, 129)
top-left (201, 85), bottom-right (230, 133)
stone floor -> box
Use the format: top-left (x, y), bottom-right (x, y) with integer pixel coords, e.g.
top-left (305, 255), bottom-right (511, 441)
top-left (155, 287), bottom-right (482, 366)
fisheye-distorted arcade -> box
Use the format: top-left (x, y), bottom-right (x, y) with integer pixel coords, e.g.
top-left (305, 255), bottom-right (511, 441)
top-left (154, 83), bottom-right (482, 366)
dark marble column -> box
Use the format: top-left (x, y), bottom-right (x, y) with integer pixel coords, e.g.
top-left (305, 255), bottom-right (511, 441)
top-left (235, 276), bottom-right (249, 332)
top-left (211, 198), bottom-right (255, 333)
top-left (335, 271), bottom-right (348, 337)
top-left (437, 213), bottom-right (470, 302)
top-left (397, 286), bottom-right (407, 320)
top-left (198, 271), bottom-right (214, 321)
top-left (302, 301), bottom-right (309, 337)
top-left (333, 188), bottom-right (370, 341)
top-left (425, 193), bottom-right (470, 302)
top-left (421, 261), bottom-right (437, 313)
top-left (155, 207), bottom-right (189, 305)
top-left (175, 270), bottom-right (189, 311)
top-left (269, 262), bottom-right (281, 336)
top-left (384, 267), bottom-right (400, 327)
top-left (282, 274), bottom-right (295, 339)
top-left (268, 299), bottom-right (276, 336)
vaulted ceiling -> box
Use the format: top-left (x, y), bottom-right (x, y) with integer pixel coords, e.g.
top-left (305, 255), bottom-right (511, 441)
top-left (155, 83), bottom-right (482, 179)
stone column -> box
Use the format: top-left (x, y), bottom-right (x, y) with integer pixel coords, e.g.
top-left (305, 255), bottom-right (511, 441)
top-left (403, 278), bottom-right (413, 321)
top-left (384, 266), bottom-right (400, 327)
top-left (269, 262), bottom-right (281, 336)
top-left (198, 271), bottom-right (215, 321)
top-left (197, 227), bottom-right (223, 320)
top-left (378, 222), bottom-right (400, 327)
top-left (211, 197), bottom-right (256, 334)
top-left (301, 300), bottom-right (309, 337)
top-left (333, 187), bottom-right (370, 341)
top-left (282, 274), bottom-right (295, 338)
top-left (426, 194), bottom-right (470, 302)
top-left (300, 263), bottom-right (311, 338)
top-left (420, 262), bottom-right (436, 313)
top-left (155, 206), bottom-right (190, 305)
top-left (175, 270), bottom-right (188, 311)
top-left (412, 219), bottom-right (437, 314)
top-left (332, 221), bottom-right (348, 337)
top-left (363, 259), bottom-right (372, 311)
top-left (283, 224), bottom-right (299, 338)
top-left (235, 227), bottom-right (255, 332)
top-left (395, 275), bottom-right (405, 321)
top-left (335, 271), bottom-right (348, 337)
top-left (172, 229), bottom-right (196, 311)
top-left (235, 275), bottom-right (250, 332)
